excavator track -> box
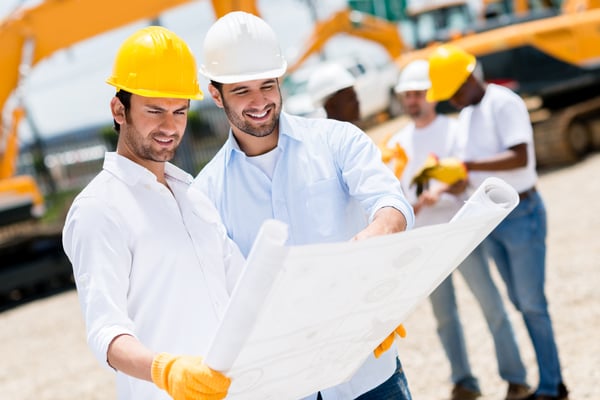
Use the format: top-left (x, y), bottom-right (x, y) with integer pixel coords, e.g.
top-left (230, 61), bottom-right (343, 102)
top-left (531, 96), bottom-right (600, 167)
top-left (0, 222), bottom-right (72, 308)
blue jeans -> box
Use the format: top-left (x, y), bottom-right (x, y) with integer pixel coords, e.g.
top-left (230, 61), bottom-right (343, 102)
top-left (354, 358), bottom-right (412, 400)
top-left (484, 190), bottom-right (563, 397)
top-left (430, 245), bottom-right (527, 392)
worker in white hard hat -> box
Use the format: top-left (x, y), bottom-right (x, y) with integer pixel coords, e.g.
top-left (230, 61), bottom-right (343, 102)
top-left (384, 59), bottom-right (532, 400)
top-left (307, 62), bottom-right (360, 124)
top-left (193, 11), bottom-right (415, 400)
top-left (63, 26), bottom-right (244, 400)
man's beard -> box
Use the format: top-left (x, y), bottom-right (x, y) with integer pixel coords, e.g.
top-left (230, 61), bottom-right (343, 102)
top-left (222, 97), bottom-right (281, 138)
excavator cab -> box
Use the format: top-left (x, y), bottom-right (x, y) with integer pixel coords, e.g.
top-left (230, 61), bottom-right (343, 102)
top-left (400, 1), bottom-right (476, 49)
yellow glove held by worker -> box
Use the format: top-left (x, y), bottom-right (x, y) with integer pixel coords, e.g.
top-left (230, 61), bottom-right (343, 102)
top-left (427, 157), bottom-right (468, 184)
top-left (410, 153), bottom-right (439, 187)
top-left (151, 353), bottom-right (230, 400)
top-left (374, 324), bottom-right (407, 359)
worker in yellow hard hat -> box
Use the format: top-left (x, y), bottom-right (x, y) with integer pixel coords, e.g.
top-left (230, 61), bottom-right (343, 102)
top-left (427, 44), bottom-right (570, 400)
top-left (193, 11), bottom-right (414, 400)
top-left (63, 26), bottom-right (245, 400)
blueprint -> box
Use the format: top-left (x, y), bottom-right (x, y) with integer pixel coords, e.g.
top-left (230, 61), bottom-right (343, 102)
top-left (204, 177), bottom-right (519, 400)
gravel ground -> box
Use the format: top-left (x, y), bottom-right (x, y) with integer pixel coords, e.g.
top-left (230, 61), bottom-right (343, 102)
top-left (1, 144), bottom-right (598, 400)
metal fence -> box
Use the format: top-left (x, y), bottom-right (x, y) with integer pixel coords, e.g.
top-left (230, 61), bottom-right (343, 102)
top-left (16, 105), bottom-right (230, 196)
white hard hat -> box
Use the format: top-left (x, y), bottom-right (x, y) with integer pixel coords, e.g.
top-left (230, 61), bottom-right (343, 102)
top-left (394, 59), bottom-right (431, 93)
top-left (307, 62), bottom-right (356, 107)
top-left (200, 11), bottom-right (287, 84)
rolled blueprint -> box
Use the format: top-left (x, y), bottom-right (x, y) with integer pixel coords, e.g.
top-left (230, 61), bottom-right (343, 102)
top-left (207, 178), bottom-right (519, 399)
top-left (451, 176), bottom-right (519, 222)
top-left (204, 219), bottom-right (289, 372)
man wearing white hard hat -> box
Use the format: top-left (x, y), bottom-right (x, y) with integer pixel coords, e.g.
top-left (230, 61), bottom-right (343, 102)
top-left (307, 62), bottom-right (360, 124)
top-left (193, 11), bottom-right (415, 400)
top-left (383, 59), bottom-right (531, 400)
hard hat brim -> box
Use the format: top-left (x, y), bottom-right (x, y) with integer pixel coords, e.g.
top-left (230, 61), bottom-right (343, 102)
top-left (107, 79), bottom-right (204, 100)
top-left (200, 63), bottom-right (287, 84)
top-left (394, 82), bottom-right (431, 94)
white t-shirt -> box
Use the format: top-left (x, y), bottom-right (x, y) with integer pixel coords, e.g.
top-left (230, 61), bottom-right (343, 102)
top-left (453, 84), bottom-right (538, 193)
top-left (387, 114), bottom-right (466, 227)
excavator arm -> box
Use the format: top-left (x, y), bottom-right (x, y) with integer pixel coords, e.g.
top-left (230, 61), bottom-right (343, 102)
top-left (286, 9), bottom-right (406, 75)
top-left (0, 0), bottom-right (264, 225)
top-left (0, 0), bottom-right (201, 225)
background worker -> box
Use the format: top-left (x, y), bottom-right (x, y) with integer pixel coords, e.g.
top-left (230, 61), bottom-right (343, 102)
top-left (306, 61), bottom-right (360, 124)
top-left (307, 61), bottom-right (409, 179)
top-left (385, 59), bottom-right (531, 400)
top-left (193, 11), bottom-right (415, 400)
top-left (427, 44), bottom-right (569, 400)
top-left (62, 26), bottom-right (244, 400)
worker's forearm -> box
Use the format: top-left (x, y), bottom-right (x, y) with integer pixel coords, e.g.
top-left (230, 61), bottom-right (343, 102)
top-left (353, 207), bottom-right (408, 241)
top-left (372, 206), bottom-right (408, 233)
top-left (107, 334), bottom-right (155, 382)
top-left (465, 144), bottom-right (528, 171)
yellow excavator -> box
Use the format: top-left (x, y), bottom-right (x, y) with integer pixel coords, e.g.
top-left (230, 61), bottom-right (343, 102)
top-left (284, 0), bottom-right (600, 166)
top-left (393, 0), bottom-right (600, 166)
top-left (0, 0), bottom-right (264, 232)
top-left (286, 8), bottom-right (406, 75)
top-left (0, 0), bottom-right (262, 298)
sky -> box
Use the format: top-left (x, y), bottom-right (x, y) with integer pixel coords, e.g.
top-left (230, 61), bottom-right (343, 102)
top-left (1, 0), bottom-right (400, 143)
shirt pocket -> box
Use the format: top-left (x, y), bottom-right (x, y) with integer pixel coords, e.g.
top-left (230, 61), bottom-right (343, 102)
top-left (304, 177), bottom-right (347, 239)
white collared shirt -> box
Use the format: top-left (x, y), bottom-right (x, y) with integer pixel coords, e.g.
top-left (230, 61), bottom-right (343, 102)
top-left (63, 152), bottom-right (244, 400)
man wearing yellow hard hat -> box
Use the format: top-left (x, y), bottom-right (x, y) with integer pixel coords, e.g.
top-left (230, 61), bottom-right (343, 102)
top-left (427, 44), bottom-right (569, 400)
top-left (63, 26), bottom-right (244, 400)
top-left (193, 11), bottom-right (415, 400)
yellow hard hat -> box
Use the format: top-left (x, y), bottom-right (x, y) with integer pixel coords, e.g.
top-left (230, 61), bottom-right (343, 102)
top-left (426, 44), bottom-right (476, 102)
top-left (106, 26), bottom-right (203, 100)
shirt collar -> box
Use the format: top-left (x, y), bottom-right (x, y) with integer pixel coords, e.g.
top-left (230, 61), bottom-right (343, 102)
top-left (222, 112), bottom-right (302, 165)
top-left (102, 152), bottom-right (192, 186)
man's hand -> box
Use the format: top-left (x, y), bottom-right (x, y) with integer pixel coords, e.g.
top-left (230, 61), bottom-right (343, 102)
top-left (374, 324), bottom-right (407, 358)
top-left (352, 207), bottom-right (407, 241)
top-left (151, 353), bottom-right (230, 400)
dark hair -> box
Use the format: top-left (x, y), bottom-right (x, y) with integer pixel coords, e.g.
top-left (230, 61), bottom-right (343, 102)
top-left (211, 80), bottom-right (223, 96)
top-left (113, 90), bottom-right (132, 133)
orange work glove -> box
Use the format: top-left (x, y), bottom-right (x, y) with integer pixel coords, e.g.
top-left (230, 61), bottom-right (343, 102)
top-left (151, 353), bottom-right (230, 400)
top-left (374, 324), bottom-right (407, 358)
top-left (379, 137), bottom-right (409, 179)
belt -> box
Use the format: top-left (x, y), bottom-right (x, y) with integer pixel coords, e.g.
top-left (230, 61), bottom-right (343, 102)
top-left (518, 187), bottom-right (536, 200)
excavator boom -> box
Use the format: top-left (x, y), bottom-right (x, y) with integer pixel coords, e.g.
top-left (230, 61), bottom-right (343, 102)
top-left (286, 9), bottom-right (405, 75)
top-left (0, 0), bottom-right (266, 228)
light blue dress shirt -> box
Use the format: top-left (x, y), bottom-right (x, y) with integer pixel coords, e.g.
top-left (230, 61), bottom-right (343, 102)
top-left (193, 112), bottom-right (414, 400)
top-left (194, 112), bottom-right (414, 257)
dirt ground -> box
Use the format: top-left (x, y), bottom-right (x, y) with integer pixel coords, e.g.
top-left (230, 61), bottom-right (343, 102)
top-left (1, 126), bottom-right (598, 399)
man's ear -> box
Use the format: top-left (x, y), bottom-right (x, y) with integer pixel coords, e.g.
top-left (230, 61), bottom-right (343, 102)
top-left (208, 83), bottom-right (224, 109)
top-left (110, 96), bottom-right (126, 124)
